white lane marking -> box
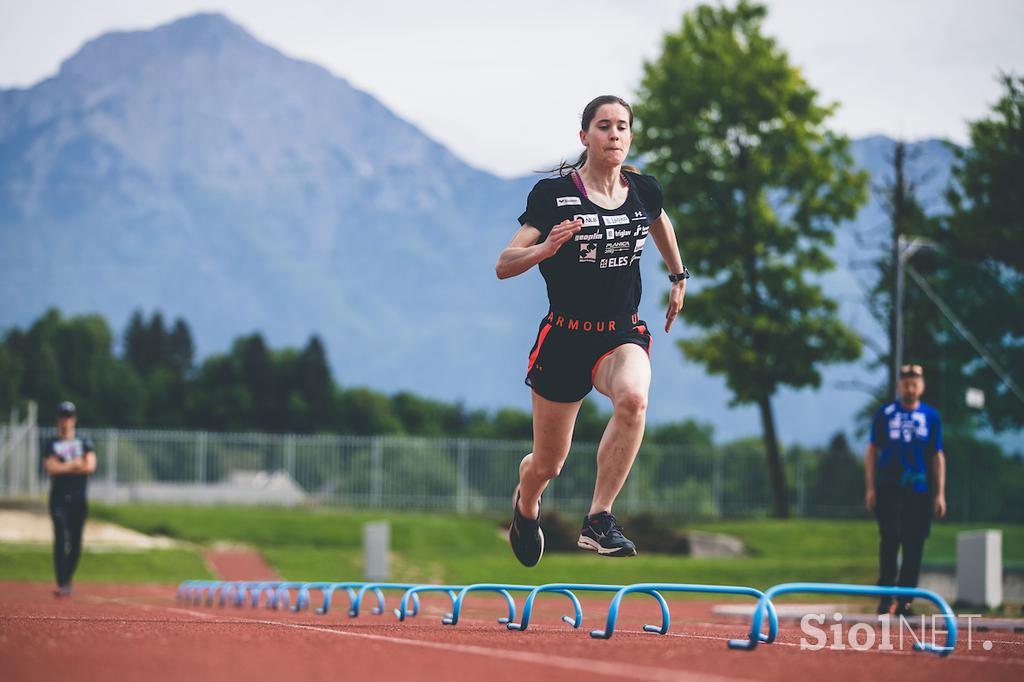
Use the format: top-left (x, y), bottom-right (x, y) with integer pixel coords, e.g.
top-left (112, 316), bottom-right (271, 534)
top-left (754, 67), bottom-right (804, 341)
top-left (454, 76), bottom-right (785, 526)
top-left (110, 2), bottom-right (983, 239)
top-left (250, 618), bottom-right (762, 682)
top-left (83, 594), bottom-right (219, 620)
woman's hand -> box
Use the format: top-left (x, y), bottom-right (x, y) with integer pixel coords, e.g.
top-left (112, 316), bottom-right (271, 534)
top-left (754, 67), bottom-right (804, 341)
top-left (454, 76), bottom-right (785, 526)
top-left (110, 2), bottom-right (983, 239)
top-left (539, 219), bottom-right (582, 259)
top-left (496, 220), bottom-right (582, 279)
top-left (665, 280), bottom-right (686, 332)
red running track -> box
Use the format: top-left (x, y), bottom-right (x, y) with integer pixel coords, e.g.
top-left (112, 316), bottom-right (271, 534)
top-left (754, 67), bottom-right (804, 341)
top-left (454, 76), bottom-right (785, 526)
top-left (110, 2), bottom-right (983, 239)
top-left (2, 582), bottom-right (1022, 682)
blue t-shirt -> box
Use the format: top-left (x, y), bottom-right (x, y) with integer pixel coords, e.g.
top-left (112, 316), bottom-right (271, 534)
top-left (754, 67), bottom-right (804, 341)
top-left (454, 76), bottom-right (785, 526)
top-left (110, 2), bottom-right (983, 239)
top-left (870, 401), bottom-right (943, 493)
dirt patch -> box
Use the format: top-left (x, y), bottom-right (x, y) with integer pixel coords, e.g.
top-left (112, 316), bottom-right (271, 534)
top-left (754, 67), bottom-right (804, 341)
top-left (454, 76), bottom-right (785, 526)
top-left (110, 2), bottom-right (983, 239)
top-left (0, 510), bottom-right (180, 550)
top-left (203, 549), bottom-right (279, 581)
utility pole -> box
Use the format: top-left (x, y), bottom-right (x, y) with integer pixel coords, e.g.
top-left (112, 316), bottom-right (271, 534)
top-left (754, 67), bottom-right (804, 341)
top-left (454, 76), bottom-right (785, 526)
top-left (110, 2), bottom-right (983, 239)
top-left (893, 235), bottom-right (933, 396)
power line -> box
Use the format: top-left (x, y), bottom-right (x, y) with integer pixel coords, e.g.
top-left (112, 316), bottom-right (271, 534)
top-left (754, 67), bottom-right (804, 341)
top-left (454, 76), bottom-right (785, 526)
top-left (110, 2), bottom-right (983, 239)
top-left (905, 264), bottom-right (1024, 407)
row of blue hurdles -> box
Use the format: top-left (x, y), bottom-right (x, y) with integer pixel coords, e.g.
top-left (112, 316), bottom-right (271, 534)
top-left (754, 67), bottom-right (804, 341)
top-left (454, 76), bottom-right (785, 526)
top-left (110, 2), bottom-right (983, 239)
top-left (176, 578), bottom-right (956, 655)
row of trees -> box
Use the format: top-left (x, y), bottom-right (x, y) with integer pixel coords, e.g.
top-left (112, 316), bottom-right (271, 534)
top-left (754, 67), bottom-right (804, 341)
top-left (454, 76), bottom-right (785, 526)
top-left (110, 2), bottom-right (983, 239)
top-left (0, 308), bottom-right (709, 443)
top-left (4, 307), bottom-right (1021, 520)
top-left (634, 1), bottom-right (1023, 515)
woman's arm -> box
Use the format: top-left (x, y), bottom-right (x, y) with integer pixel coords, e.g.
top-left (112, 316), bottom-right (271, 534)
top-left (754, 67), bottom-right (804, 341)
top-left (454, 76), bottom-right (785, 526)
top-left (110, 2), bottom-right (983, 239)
top-left (495, 219), bottom-right (581, 279)
top-left (647, 210), bottom-right (687, 332)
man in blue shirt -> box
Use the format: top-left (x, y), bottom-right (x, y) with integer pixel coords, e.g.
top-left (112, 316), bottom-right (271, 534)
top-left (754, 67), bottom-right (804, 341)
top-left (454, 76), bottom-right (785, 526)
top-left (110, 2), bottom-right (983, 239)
top-left (864, 364), bottom-right (947, 616)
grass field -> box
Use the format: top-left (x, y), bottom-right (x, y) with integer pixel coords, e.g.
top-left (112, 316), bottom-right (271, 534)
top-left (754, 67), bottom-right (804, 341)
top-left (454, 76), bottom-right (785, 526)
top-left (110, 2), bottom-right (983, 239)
top-left (3, 504), bottom-right (1020, 591)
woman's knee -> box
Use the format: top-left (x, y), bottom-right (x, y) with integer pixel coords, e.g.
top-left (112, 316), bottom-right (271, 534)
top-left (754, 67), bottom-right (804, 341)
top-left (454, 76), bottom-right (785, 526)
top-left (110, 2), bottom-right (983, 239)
top-left (531, 459), bottom-right (564, 481)
top-left (613, 389), bottom-right (648, 422)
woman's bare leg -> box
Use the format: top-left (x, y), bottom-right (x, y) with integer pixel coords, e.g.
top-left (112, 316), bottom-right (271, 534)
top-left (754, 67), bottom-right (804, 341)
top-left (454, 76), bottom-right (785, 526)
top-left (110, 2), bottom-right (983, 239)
top-left (516, 391), bottom-right (583, 518)
top-left (589, 344), bottom-right (651, 515)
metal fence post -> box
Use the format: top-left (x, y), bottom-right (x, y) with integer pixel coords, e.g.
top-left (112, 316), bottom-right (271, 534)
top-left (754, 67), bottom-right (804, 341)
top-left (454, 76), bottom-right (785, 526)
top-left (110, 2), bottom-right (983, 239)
top-left (712, 447), bottom-right (722, 518)
top-left (456, 439), bottom-right (468, 514)
top-left (196, 431), bottom-right (207, 484)
top-left (27, 402), bottom-right (38, 496)
top-left (10, 407), bottom-right (21, 496)
top-left (284, 434), bottom-right (296, 478)
top-left (796, 453), bottom-right (806, 517)
top-left (106, 428), bottom-right (118, 493)
top-left (370, 436), bottom-right (383, 509)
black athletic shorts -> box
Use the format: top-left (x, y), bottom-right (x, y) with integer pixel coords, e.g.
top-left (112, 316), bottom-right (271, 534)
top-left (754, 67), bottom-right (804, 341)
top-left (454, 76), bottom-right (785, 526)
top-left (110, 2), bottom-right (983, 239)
top-left (525, 310), bottom-right (652, 403)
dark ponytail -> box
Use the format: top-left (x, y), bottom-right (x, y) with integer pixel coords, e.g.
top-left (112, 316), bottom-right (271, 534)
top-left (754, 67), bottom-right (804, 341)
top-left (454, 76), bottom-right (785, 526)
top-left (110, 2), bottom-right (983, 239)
top-left (543, 95), bottom-right (640, 176)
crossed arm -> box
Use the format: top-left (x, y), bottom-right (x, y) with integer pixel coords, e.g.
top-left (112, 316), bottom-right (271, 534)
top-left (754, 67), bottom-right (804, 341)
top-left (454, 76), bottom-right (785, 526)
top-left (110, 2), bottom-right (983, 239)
top-left (45, 452), bottom-right (96, 476)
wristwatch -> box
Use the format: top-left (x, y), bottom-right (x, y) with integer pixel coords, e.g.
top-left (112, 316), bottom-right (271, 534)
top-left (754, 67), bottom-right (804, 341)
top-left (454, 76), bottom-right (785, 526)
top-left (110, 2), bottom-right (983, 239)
top-left (668, 266), bottom-right (690, 283)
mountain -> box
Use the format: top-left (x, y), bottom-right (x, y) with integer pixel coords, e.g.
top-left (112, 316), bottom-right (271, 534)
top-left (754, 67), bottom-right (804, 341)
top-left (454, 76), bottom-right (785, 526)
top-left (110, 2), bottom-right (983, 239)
top-left (0, 13), bottom-right (959, 444)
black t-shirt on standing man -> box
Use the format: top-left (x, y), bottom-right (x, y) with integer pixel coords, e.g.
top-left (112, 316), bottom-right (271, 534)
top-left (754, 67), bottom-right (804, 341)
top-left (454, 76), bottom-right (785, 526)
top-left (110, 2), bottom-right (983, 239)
top-left (518, 170), bottom-right (664, 319)
top-left (44, 435), bottom-right (94, 500)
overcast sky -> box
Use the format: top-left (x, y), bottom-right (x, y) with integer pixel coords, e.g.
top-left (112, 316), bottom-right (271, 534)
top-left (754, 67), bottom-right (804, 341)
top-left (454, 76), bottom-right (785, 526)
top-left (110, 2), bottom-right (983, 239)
top-left (2, 0), bottom-right (1021, 177)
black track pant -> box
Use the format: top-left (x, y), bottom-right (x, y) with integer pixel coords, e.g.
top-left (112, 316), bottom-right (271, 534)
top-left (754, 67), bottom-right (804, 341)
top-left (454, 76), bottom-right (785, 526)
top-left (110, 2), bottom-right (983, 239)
top-left (875, 486), bottom-right (932, 604)
top-left (50, 494), bottom-right (87, 588)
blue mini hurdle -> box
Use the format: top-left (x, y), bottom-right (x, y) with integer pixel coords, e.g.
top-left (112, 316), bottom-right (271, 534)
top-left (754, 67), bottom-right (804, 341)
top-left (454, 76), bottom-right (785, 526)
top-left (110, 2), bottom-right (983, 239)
top-left (442, 583), bottom-right (582, 627)
top-left (506, 583), bottom-right (663, 632)
top-left (589, 582), bottom-right (778, 640)
top-left (727, 582), bottom-right (956, 656)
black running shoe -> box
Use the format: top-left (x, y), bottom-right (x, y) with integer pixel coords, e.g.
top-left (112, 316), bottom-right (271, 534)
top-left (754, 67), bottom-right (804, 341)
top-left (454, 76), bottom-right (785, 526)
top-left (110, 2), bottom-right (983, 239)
top-left (875, 596), bottom-right (893, 615)
top-left (508, 488), bottom-right (544, 567)
top-left (893, 601), bottom-right (914, 618)
top-left (578, 511), bottom-right (637, 557)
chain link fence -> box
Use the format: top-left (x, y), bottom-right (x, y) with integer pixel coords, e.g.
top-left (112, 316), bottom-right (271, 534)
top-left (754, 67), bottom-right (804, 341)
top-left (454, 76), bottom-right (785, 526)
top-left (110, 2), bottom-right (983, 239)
top-left (4, 425), bottom-right (800, 517)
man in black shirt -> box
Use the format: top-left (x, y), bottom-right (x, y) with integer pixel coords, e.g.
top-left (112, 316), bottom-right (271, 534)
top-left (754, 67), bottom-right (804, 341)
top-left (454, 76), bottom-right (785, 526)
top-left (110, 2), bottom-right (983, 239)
top-left (43, 401), bottom-right (96, 596)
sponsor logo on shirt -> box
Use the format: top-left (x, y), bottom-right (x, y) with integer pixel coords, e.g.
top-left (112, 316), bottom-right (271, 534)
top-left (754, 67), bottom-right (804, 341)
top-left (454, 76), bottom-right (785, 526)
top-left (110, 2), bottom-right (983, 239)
top-left (602, 214), bottom-right (630, 226)
top-left (557, 196), bottom-right (582, 206)
top-left (579, 243), bottom-right (597, 263)
top-left (631, 210), bottom-right (646, 222)
top-left (888, 411), bottom-right (929, 443)
top-left (605, 227), bottom-right (632, 239)
top-left (633, 238), bottom-right (646, 252)
top-left (634, 225), bottom-right (649, 237)
top-left (600, 256), bottom-right (632, 269)
top-left (605, 241), bottom-right (631, 254)
top-left (52, 439), bottom-right (84, 462)
top-left (630, 252), bottom-right (642, 265)
top-left (574, 231), bottom-right (602, 242)
top-left (573, 213), bottom-right (599, 227)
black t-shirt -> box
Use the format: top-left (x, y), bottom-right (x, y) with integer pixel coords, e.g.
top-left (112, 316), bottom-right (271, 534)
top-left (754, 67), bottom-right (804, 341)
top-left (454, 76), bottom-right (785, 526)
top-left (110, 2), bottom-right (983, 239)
top-left (518, 170), bottom-right (663, 318)
top-left (44, 435), bottom-right (94, 499)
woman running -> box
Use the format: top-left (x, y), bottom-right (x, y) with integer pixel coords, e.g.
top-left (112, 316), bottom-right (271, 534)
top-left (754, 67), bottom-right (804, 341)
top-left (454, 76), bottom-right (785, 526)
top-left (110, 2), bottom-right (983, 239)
top-left (496, 95), bottom-right (688, 566)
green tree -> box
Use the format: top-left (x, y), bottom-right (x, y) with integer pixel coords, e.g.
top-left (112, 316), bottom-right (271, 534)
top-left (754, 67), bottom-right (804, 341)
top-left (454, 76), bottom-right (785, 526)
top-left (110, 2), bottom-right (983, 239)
top-left (0, 343), bottom-right (20, 414)
top-left (633, 1), bottom-right (866, 516)
top-left (168, 318), bottom-right (195, 376)
top-left (802, 432), bottom-right (863, 518)
top-left (295, 335), bottom-right (334, 431)
top-left (938, 73), bottom-right (1024, 430)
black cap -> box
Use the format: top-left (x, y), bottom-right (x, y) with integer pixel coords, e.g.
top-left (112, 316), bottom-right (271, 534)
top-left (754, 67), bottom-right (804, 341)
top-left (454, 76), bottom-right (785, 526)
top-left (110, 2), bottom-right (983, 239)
top-left (57, 401), bottom-right (76, 417)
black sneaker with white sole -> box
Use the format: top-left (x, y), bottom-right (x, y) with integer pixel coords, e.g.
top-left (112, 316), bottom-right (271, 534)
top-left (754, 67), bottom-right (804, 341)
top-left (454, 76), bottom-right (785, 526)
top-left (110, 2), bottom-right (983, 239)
top-left (508, 489), bottom-right (544, 567)
top-left (578, 511), bottom-right (637, 557)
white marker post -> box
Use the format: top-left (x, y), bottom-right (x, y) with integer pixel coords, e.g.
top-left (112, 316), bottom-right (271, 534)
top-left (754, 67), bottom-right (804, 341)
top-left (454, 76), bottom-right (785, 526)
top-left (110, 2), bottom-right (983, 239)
top-left (363, 521), bottom-right (390, 581)
top-left (956, 530), bottom-right (1002, 608)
